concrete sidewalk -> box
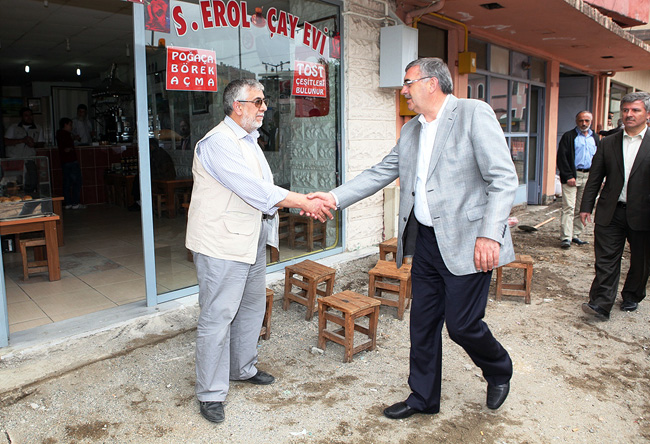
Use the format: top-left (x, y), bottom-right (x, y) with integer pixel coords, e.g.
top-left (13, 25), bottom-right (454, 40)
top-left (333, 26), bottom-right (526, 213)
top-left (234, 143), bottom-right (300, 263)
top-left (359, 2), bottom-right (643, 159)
top-left (0, 246), bottom-right (377, 400)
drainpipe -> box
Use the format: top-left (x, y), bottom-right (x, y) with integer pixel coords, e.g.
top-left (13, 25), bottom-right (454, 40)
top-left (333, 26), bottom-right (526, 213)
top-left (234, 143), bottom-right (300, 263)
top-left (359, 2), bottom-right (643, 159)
top-left (405, 0), bottom-right (446, 26)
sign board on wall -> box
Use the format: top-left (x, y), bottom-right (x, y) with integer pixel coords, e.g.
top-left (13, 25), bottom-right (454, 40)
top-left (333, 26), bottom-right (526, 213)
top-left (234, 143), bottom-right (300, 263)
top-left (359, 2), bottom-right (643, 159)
top-left (292, 61), bottom-right (327, 98)
top-left (166, 46), bottom-right (218, 92)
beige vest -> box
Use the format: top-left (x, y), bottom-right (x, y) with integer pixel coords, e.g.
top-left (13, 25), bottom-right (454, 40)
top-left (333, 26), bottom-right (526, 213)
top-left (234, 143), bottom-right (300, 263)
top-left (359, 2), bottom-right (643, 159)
top-left (185, 121), bottom-right (264, 264)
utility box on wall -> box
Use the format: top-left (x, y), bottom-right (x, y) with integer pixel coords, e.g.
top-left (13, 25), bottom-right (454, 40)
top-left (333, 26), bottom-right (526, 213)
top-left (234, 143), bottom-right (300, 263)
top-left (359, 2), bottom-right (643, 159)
top-left (379, 25), bottom-right (418, 89)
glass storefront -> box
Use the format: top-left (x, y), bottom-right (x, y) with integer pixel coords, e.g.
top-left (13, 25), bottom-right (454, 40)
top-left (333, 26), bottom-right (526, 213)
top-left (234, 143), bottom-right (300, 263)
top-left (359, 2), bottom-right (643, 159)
top-left (468, 39), bottom-right (546, 204)
top-left (0, 0), bottom-right (343, 343)
top-left (144, 0), bottom-right (342, 295)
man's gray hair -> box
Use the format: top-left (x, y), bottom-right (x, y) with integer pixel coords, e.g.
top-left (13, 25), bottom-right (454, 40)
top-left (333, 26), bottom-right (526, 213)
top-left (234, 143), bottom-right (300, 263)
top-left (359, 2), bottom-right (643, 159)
top-left (621, 92), bottom-right (650, 112)
top-left (405, 58), bottom-right (453, 94)
top-left (223, 78), bottom-right (265, 116)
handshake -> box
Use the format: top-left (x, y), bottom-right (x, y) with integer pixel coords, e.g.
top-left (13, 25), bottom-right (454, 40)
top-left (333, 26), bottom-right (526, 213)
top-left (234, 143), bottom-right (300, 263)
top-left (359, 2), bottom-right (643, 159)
top-left (293, 191), bottom-right (338, 222)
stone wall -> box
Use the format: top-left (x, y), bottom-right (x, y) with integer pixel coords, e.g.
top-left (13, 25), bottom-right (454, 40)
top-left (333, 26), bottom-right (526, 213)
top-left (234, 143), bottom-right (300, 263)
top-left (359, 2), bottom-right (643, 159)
top-left (342, 0), bottom-right (399, 250)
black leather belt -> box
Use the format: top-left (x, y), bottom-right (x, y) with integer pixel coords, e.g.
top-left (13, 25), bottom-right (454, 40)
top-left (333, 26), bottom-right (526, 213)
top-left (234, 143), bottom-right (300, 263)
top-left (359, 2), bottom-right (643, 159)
top-left (261, 213), bottom-right (273, 220)
top-left (617, 201), bottom-right (627, 209)
top-left (576, 168), bottom-right (590, 172)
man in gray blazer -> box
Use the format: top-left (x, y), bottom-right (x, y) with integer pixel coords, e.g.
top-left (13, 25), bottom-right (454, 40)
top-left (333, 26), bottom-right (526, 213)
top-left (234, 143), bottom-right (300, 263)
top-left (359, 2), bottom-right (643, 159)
top-left (309, 58), bottom-right (518, 418)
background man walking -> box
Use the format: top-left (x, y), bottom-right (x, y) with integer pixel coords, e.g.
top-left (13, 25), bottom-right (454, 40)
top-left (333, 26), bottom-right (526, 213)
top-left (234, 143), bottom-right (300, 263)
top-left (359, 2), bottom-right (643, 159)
top-left (557, 110), bottom-right (598, 249)
top-left (580, 92), bottom-right (650, 320)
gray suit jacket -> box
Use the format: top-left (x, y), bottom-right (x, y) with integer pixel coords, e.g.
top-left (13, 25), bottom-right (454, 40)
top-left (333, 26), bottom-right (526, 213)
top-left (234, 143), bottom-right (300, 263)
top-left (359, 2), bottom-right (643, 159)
top-left (333, 95), bottom-right (518, 276)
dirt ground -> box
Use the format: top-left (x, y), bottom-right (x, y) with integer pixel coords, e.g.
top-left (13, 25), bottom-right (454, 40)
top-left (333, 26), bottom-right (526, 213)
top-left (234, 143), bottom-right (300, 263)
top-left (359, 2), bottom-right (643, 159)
top-left (1, 200), bottom-right (649, 444)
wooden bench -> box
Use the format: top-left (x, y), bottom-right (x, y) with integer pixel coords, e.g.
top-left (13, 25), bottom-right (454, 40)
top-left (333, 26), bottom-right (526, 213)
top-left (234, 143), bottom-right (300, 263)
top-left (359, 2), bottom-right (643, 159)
top-left (318, 291), bottom-right (381, 363)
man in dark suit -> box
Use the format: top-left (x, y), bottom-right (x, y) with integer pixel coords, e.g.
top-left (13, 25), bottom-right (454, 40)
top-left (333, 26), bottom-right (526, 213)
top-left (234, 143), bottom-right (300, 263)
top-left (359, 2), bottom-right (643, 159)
top-left (580, 92), bottom-right (650, 320)
top-left (308, 58), bottom-right (518, 417)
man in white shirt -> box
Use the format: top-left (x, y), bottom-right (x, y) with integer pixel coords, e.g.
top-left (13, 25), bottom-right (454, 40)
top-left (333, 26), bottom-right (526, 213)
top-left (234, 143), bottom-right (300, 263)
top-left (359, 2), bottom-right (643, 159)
top-left (307, 58), bottom-right (518, 418)
top-left (186, 79), bottom-right (334, 425)
top-left (4, 107), bottom-right (44, 158)
top-left (580, 92), bottom-right (650, 320)
top-left (71, 104), bottom-right (94, 145)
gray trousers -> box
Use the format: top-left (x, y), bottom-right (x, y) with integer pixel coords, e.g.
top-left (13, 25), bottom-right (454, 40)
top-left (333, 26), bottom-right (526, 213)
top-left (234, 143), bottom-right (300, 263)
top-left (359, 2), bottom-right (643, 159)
top-left (194, 228), bottom-right (267, 402)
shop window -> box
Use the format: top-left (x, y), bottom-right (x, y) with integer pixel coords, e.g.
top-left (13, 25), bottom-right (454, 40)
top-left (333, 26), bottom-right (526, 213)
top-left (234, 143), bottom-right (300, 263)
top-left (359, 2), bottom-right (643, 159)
top-left (144, 0), bottom-right (342, 293)
top-left (468, 74), bottom-right (486, 102)
top-left (510, 81), bottom-right (528, 132)
top-left (417, 23), bottom-right (447, 59)
top-left (489, 45), bottom-right (509, 75)
top-left (490, 77), bottom-right (508, 131)
top-left (530, 57), bottom-right (546, 83)
top-left (510, 51), bottom-right (529, 80)
top-left (510, 137), bottom-right (527, 185)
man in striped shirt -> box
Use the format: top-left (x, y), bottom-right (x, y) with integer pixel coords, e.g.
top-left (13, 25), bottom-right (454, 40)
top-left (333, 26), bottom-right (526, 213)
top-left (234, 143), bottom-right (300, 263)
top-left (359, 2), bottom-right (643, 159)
top-left (186, 78), bottom-right (333, 424)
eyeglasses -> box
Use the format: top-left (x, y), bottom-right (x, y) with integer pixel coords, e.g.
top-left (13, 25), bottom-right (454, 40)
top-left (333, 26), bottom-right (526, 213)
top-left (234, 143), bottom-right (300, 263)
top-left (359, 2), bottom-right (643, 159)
top-left (402, 76), bottom-right (433, 87)
top-left (238, 98), bottom-right (269, 108)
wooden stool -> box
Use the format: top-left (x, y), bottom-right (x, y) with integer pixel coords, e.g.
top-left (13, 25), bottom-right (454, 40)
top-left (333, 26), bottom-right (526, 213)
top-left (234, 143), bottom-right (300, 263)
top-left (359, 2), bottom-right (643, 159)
top-left (495, 254), bottom-right (534, 304)
top-left (153, 193), bottom-right (167, 218)
top-left (19, 237), bottom-right (48, 280)
top-left (283, 259), bottom-right (336, 320)
top-left (260, 288), bottom-right (274, 340)
top-left (378, 237), bottom-right (398, 261)
top-left (368, 260), bottom-right (412, 320)
top-left (318, 291), bottom-right (381, 363)
top-left (288, 214), bottom-right (326, 251)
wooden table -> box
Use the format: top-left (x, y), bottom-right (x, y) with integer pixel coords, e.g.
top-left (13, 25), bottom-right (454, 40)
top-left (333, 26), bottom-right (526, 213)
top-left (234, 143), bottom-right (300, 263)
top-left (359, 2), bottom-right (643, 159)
top-left (0, 215), bottom-right (61, 281)
top-left (152, 178), bottom-right (193, 218)
top-left (52, 196), bottom-right (64, 246)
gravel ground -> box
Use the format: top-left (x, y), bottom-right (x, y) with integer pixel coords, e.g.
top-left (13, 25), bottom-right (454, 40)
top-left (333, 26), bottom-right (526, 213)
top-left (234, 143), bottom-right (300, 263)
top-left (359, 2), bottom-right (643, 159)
top-left (1, 200), bottom-right (649, 443)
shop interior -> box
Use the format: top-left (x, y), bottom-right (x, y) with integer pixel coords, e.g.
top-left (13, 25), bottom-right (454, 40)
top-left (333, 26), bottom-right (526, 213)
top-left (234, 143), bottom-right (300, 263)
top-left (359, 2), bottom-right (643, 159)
top-left (1, 0), bottom-right (339, 334)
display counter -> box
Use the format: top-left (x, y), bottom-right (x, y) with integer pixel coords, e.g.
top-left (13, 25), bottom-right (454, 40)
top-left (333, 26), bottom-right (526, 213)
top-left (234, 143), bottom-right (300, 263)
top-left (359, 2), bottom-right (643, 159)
top-left (36, 144), bottom-right (138, 205)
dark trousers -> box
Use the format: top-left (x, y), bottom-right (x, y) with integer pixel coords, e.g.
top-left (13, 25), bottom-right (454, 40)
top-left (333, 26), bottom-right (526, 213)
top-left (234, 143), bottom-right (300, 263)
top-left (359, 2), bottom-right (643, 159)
top-left (62, 161), bottom-right (82, 206)
top-left (589, 205), bottom-right (650, 312)
top-left (405, 223), bottom-right (512, 413)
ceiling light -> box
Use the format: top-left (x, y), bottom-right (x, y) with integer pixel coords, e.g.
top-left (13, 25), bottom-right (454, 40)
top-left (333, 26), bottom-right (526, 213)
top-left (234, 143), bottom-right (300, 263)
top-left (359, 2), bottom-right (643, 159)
top-left (480, 3), bottom-right (504, 10)
top-left (76, 67), bottom-right (81, 76)
top-left (24, 63), bottom-right (30, 73)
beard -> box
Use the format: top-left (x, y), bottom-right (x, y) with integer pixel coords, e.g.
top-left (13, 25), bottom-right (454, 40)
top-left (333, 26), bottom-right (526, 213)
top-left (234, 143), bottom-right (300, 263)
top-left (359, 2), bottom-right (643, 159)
top-left (241, 113), bottom-right (263, 133)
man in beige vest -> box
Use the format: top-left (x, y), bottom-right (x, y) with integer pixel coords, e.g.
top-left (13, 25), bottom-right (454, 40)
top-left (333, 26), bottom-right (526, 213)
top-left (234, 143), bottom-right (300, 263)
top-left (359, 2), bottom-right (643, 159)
top-left (186, 79), bottom-right (333, 424)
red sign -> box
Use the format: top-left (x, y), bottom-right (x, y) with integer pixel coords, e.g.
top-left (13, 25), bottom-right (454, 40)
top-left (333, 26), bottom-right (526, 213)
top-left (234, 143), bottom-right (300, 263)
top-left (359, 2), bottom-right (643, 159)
top-left (166, 47), bottom-right (218, 92)
top-left (292, 61), bottom-right (327, 98)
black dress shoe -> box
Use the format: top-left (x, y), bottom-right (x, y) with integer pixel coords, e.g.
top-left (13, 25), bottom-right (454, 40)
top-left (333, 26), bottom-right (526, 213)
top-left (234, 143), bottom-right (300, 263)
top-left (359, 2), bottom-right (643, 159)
top-left (560, 239), bottom-right (571, 249)
top-left (383, 402), bottom-right (423, 419)
top-left (486, 382), bottom-right (510, 410)
top-left (620, 300), bottom-right (638, 312)
top-left (199, 401), bottom-right (224, 423)
top-left (572, 238), bottom-right (589, 245)
top-left (581, 302), bottom-right (610, 320)
top-left (243, 370), bottom-right (275, 385)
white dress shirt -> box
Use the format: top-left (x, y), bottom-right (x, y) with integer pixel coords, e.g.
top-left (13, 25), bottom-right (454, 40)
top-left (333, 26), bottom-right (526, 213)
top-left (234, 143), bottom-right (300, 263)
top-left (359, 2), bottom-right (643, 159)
top-left (618, 126), bottom-right (647, 203)
top-left (414, 95), bottom-right (449, 226)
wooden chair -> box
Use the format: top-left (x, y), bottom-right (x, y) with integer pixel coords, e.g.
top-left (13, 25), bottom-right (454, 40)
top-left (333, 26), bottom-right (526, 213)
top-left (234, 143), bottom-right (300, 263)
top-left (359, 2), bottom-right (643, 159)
top-left (495, 254), bottom-right (534, 304)
top-left (153, 193), bottom-right (167, 218)
top-left (318, 291), bottom-right (381, 363)
top-left (19, 237), bottom-right (48, 280)
top-left (283, 259), bottom-right (336, 320)
top-left (288, 214), bottom-right (326, 251)
top-left (368, 260), bottom-right (412, 320)
top-left (260, 288), bottom-right (274, 340)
